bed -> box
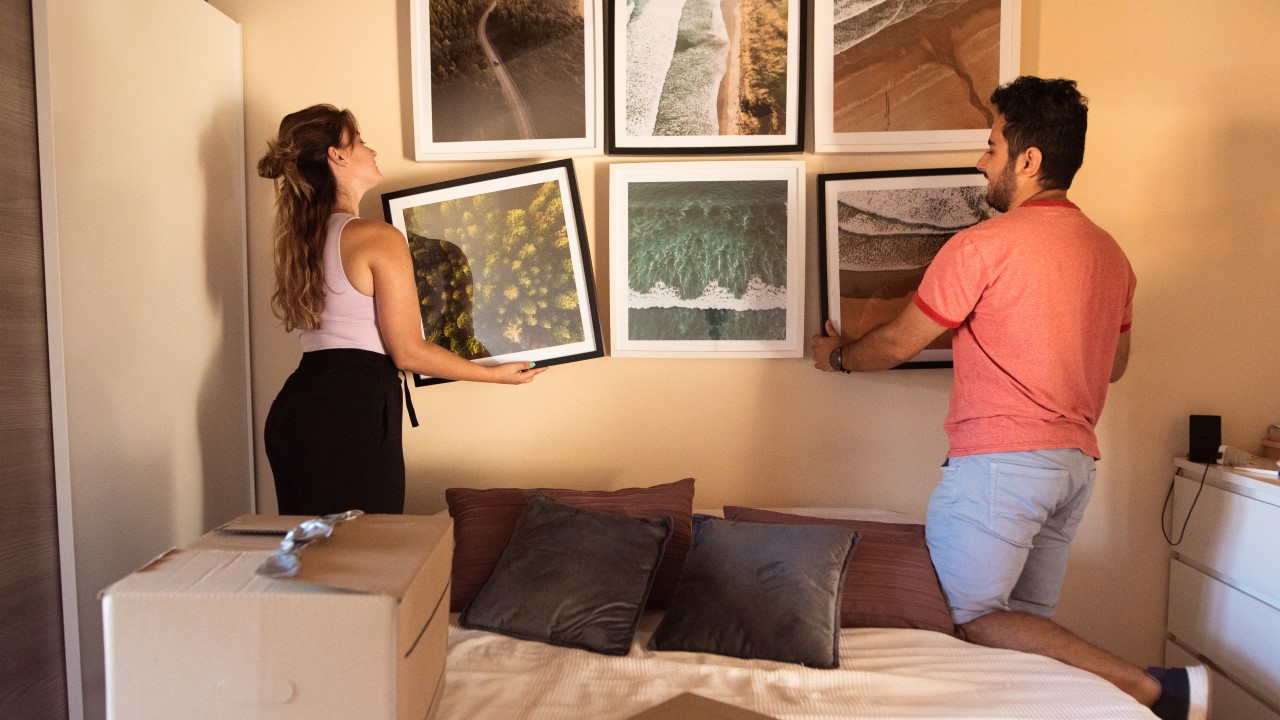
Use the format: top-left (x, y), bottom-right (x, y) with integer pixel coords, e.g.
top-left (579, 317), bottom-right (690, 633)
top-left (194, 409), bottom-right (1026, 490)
top-left (433, 480), bottom-right (1156, 720)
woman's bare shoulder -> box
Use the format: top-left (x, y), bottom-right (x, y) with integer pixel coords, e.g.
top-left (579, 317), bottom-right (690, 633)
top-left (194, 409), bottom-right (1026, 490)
top-left (342, 218), bottom-right (407, 254)
top-left (343, 217), bottom-right (404, 240)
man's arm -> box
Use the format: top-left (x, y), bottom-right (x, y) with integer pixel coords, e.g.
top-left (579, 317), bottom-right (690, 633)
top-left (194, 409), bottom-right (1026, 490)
top-left (1110, 330), bottom-right (1131, 382)
top-left (813, 301), bottom-right (947, 373)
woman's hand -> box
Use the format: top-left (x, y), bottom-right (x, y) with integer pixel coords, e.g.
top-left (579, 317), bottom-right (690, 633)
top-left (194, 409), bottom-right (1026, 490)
top-left (489, 362), bottom-right (548, 385)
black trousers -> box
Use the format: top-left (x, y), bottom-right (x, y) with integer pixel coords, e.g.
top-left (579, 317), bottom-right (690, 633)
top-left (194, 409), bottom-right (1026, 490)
top-left (265, 349), bottom-right (405, 515)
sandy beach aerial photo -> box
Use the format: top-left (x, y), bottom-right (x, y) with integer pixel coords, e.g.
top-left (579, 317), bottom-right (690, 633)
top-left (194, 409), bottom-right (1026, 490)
top-left (625, 0), bottom-right (789, 137)
top-left (831, 0), bottom-right (1001, 133)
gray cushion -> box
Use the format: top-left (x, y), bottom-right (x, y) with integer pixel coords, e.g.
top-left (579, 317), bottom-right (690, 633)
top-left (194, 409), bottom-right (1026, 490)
top-left (459, 491), bottom-right (672, 655)
top-left (445, 478), bottom-right (694, 611)
top-left (723, 507), bottom-right (956, 636)
top-left (649, 515), bottom-right (859, 668)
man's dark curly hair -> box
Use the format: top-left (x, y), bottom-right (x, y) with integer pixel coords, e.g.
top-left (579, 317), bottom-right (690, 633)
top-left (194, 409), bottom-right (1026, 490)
top-left (991, 76), bottom-right (1088, 191)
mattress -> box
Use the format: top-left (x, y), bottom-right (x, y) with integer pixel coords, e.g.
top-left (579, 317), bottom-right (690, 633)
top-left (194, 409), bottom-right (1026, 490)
top-left (437, 611), bottom-right (1155, 719)
top-left (436, 503), bottom-right (1152, 719)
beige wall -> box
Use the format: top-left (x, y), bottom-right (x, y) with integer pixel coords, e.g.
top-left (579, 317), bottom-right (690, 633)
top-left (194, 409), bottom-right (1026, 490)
top-left (35, 1), bottom-right (252, 717)
top-left (213, 0), bottom-right (1280, 669)
top-left (1027, 0), bottom-right (1280, 660)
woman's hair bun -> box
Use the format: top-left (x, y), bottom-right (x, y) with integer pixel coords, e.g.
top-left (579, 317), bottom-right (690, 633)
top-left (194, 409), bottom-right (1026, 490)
top-left (257, 139), bottom-right (297, 180)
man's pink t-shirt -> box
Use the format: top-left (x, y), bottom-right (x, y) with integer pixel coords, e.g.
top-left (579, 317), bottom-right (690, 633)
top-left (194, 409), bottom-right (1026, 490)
top-left (913, 200), bottom-right (1135, 459)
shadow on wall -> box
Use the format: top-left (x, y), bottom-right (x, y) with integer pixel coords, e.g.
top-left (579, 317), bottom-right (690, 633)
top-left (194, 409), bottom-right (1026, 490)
top-left (1111, 118), bottom-right (1280, 442)
top-left (396, 0), bottom-right (415, 159)
top-left (1055, 114), bottom-right (1280, 667)
top-left (198, 102), bottom-right (255, 530)
top-left (733, 361), bottom-right (952, 513)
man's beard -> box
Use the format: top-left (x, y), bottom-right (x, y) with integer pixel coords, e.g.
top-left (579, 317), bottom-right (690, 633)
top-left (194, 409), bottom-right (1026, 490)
top-left (985, 160), bottom-right (1017, 212)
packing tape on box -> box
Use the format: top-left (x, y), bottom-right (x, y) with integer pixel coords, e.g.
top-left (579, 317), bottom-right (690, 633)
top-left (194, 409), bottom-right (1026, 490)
top-left (257, 510), bottom-right (364, 578)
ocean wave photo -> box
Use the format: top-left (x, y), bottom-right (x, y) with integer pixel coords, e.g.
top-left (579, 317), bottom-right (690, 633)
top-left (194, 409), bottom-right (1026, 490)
top-left (837, 184), bottom-right (993, 271)
top-left (626, 179), bottom-right (789, 341)
top-left (624, 0), bottom-right (686, 136)
top-left (832, 0), bottom-right (937, 55)
top-left (652, 0), bottom-right (729, 136)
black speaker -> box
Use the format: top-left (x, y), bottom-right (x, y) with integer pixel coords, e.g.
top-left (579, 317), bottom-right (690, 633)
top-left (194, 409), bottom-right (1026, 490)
top-left (1189, 415), bottom-right (1221, 463)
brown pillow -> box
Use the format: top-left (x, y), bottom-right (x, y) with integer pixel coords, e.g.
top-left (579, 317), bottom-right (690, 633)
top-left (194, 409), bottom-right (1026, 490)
top-left (446, 478), bottom-right (694, 611)
top-left (722, 507), bottom-right (956, 636)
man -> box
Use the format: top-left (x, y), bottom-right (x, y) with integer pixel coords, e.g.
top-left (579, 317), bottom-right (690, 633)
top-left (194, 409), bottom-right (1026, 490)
top-left (812, 76), bottom-right (1207, 720)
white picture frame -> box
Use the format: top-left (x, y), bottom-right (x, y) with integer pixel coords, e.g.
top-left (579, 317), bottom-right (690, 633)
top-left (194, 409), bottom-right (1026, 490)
top-left (609, 161), bottom-right (806, 358)
top-left (409, 0), bottom-right (603, 160)
top-left (814, 0), bottom-right (1020, 153)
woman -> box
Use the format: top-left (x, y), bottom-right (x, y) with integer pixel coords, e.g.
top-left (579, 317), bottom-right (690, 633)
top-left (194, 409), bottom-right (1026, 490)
top-left (257, 104), bottom-right (544, 515)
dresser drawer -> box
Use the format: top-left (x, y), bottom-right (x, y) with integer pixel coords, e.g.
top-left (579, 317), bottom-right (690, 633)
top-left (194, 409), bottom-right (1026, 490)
top-left (1172, 473), bottom-right (1280, 606)
top-left (1168, 559), bottom-right (1280, 709)
top-left (1166, 641), bottom-right (1280, 720)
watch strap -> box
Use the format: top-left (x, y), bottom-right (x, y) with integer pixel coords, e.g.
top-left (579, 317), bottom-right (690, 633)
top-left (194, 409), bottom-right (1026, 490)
top-left (829, 345), bottom-right (851, 374)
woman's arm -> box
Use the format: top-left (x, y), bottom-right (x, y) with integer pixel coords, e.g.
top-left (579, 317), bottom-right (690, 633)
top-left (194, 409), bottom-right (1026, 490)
top-left (350, 219), bottom-right (545, 384)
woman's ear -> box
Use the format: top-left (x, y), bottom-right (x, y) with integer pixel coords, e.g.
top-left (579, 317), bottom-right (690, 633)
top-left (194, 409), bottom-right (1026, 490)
top-left (327, 146), bottom-right (344, 165)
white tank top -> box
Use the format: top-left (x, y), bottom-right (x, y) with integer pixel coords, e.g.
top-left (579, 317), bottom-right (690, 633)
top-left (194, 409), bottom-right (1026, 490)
top-left (298, 213), bottom-right (388, 354)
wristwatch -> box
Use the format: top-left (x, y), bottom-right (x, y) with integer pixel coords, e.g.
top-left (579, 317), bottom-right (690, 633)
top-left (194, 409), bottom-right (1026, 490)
top-left (829, 345), bottom-right (851, 374)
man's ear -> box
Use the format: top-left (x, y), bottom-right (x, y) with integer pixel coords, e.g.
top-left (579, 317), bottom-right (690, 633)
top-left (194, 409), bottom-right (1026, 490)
top-left (1019, 146), bottom-right (1043, 180)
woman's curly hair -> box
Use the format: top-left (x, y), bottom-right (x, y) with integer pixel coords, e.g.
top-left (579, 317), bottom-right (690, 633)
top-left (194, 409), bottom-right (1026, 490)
top-left (257, 104), bottom-right (359, 332)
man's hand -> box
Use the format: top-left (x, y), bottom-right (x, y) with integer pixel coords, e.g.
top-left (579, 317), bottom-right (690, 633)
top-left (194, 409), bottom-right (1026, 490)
top-left (812, 320), bottom-right (848, 372)
top-left (812, 305), bottom-right (946, 373)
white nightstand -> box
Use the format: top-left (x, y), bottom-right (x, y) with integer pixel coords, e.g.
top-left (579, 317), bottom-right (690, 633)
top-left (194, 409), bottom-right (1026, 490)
top-left (1166, 458), bottom-right (1280, 720)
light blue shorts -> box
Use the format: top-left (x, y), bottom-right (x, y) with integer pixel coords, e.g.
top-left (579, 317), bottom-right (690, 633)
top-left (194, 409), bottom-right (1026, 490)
top-left (925, 449), bottom-right (1096, 625)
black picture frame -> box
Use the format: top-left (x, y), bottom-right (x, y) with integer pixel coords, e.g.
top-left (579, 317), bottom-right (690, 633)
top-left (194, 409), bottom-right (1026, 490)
top-left (382, 159), bottom-right (603, 385)
top-left (604, 0), bottom-right (805, 155)
top-left (817, 167), bottom-right (997, 369)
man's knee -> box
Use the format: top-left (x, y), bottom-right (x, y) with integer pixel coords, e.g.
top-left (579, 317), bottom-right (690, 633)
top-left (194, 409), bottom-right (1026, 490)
top-left (954, 609), bottom-right (1063, 650)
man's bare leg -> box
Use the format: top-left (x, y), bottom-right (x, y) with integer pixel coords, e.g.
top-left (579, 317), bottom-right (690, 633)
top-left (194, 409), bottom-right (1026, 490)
top-left (959, 610), bottom-right (1160, 706)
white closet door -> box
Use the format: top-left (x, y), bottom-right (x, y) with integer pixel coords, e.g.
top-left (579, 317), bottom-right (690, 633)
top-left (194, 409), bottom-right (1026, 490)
top-left (33, 1), bottom-right (252, 718)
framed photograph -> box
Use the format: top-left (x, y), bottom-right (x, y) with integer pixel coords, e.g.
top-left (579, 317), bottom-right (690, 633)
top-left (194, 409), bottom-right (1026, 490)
top-left (610, 161), bottom-right (805, 357)
top-left (605, 0), bottom-right (805, 154)
top-left (818, 168), bottom-right (997, 368)
top-left (382, 159), bottom-right (603, 385)
top-left (814, 0), bottom-right (1020, 153)
top-left (409, 0), bottom-right (601, 159)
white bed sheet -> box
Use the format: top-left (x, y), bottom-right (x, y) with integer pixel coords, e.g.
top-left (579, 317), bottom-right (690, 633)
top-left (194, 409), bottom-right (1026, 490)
top-left (695, 507), bottom-right (925, 523)
top-left (437, 612), bottom-right (1155, 720)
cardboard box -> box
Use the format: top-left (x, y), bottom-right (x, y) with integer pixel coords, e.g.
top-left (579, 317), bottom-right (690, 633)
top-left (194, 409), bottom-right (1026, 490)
top-left (624, 693), bottom-right (776, 720)
top-left (102, 513), bottom-right (452, 720)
